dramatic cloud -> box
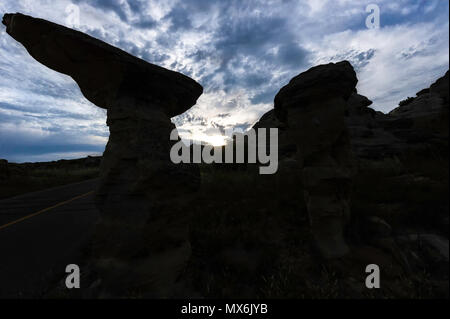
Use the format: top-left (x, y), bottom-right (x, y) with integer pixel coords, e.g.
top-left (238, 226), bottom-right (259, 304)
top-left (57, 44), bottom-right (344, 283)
top-left (0, 0), bottom-right (448, 162)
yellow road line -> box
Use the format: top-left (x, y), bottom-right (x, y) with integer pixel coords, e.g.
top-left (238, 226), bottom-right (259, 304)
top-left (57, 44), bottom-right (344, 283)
top-left (0, 190), bottom-right (95, 231)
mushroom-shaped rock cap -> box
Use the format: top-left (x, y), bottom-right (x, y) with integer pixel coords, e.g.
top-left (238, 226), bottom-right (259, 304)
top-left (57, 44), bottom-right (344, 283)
top-left (2, 13), bottom-right (203, 117)
top-left (275, 61), bottom-right (357, 111)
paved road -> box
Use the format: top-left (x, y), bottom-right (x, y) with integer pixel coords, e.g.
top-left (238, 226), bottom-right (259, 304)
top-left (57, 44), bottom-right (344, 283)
top-left (0, 179), bottom-right (99, 298)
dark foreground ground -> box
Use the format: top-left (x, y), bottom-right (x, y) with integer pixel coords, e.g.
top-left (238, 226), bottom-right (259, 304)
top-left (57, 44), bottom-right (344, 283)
top-left (0, 151), bottom-right (448, 298)
top-left (184, 165), bottom-right (449, 298)
top-left (0, 165), bottom-right (447, 299)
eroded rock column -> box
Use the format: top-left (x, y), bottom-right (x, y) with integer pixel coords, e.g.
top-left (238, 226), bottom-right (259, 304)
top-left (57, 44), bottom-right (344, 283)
top-left (274, 61), bottom-right (357, 259)
top-left (3, 13), bottom-right (203, 296)
top-left (94, 103), bottom-right (201, 296)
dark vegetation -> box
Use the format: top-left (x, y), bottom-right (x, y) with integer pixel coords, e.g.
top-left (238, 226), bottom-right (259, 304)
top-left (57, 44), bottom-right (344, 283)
top-left (398, 96), bottom-right (416, 107)
top-left (0, 156), bottom-right (101, 199)
top-left (42, 153), bottom-right (449, 299)
top-left (183, 155), bottom-right (448, 298)
top-left (28, 141), bottom-right (449, 299)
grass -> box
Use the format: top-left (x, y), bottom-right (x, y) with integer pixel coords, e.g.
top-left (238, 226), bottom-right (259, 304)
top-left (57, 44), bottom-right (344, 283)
top-left (182, 159), bottom-right (448, 298)
top-left (6, 156), bottom-right (445, 298)
top-left (185, 164), bottom-right (306, 298)
top-left (0, 166), bottom-right (100, 199)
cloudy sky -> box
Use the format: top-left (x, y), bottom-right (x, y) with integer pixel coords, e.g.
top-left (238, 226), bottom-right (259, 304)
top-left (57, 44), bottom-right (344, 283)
top-left (0, 0), bottom-right (448, 162)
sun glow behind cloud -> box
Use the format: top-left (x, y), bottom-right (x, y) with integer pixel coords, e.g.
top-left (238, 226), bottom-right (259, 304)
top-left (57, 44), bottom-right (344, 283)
top-left (192, 133), bottom-right (228, 147)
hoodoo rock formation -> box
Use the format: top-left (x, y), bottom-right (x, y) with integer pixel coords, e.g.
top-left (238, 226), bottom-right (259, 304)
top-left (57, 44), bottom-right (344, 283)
top-left (273, 61), bottom-right (357, 258)
top-left (255, 62), bottom-right (449, 261)
top-left (3, 12), bottom-right (448, 298)
top-left (2, 13), bottom-right (203, 297)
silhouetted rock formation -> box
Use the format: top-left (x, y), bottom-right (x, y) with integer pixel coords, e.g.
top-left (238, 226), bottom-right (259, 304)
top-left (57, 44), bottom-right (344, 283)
top-left (346, 70), bottom-right (449, 162)
top-left (351, 71), bottom-right (448, 217)
top-left (3, 13), bottom-right (203, 297)
top-left (345, 70), bottom-right (449, 173)
top-left (266, 61), bottom-right (357, 258)
top-left (4, 12), bottom-right (448, 297)
top-left (255, 62), bottom-right (449, 263)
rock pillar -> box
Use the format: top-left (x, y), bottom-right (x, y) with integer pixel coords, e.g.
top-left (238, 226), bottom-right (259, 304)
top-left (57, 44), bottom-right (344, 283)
top-left (3, 13), bottom-right (203, 296)
top-left (274, 61), bottom-right (357, 258)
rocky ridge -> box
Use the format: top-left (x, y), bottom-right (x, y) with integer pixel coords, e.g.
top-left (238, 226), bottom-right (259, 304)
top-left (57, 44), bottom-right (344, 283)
top-left (254, 63), bottom-right (449, 289)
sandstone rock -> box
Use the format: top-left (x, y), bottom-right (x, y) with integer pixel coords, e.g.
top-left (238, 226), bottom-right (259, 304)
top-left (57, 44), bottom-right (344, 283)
top-left (347, 71), bottom-right (448, 238)
top-left (251, 65), bottom-right (448, 287)
top-left (250, 63), bottom-right (449, 263)
top-left (274, 61), bottom-right (357, 123)
top-left (338, 69), bottom-right (448, 170)
top-left (252, 109), bottom-right (296, 161)
top-left (273, 61), bottom-right (357, 259)
top-left (3, 13), bottom-right (203, 297)
top-left (387, 71), bottom-right (448, 147)
top-left (2, 13), bottom-right (202, 117)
